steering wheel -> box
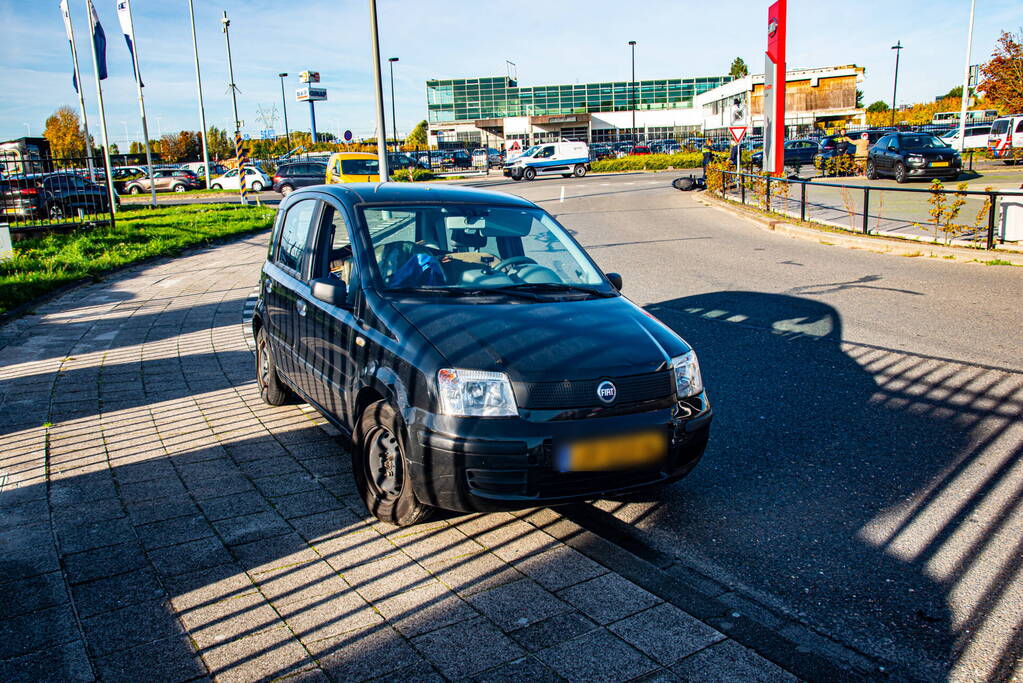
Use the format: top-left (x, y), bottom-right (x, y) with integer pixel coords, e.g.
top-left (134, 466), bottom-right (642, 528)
top-left (492, 256), bottom-right (537, 273)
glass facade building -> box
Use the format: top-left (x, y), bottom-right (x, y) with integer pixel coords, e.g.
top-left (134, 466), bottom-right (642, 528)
top-left (426, 76), bottom-right (732, 123)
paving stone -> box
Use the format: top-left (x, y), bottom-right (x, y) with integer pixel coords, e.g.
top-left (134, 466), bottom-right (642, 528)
top-left (213, 510), bottom-right (293, 546)
top-left (427, 550), bottom-right (524, 597)
top-left (609, 603), bottom-right (725, 666)
top-left (0, 638), bottom-right (94, 683)
top-left (0, 603), bottom-right (79, 660)
top-left (317, 528), bottom-right (401, 571)
top-left (388, 526), bottom-right (485, 566)
top-left (309, 623), bottom-right (428, 682)
top-left (175, 591), bottom-right (283, 649)
top-left (63, 542), bottom-right (147, 584)
top-left (509, 544), bottom-right (609, 592)
top-left (277, 591), bottom-right (382, 642)
top-left (136, 514), bottom-right (215, 551)
top-left (148, 536), bottom-right (233, 578)
top-left (113, 459), bottom-right (177, 485)
top-left (235, 455), bottom-right (305, 478)
top-left (340, 553), bottom-right (437, 602)
top-left (70, 567), bottom-right (165, 619)
top-left (365, 660), bottom-right (443, 683)
top-left (300, 456), bottom-right (351, 478)
top-left (196, 490), bottom-right (271, 521)
top-left (269, 488), bottom-right (345, 519)
top-left (229, 533), bottom-right (319, 574)
top-left (670, 639), bottom-right (798, 682)
top-left (509, 611), bottom-right (600, 653)
top-left (124, 496), bottom-right (199, 526)
top-left (0, 571), bottom-right (69, 619)
top-left (289, 507), bottom-right (370, 542)
top-left (224, 440), bottom-right (290, 462)
top-left (473, 655), bottom-right (559, 683)
top-left (373, 580), bottom-right (480, 637)
top-left (81, 599), bottom-right (185, 656)
top-left (252, 472), bottom-right (322, 497)
top-left (186, 474), bottom-right (256, 500)
top-left (118, 477), bottom-right (188, 503)
top-left (556, 573), bottom-right (662, 625)
top-left (534, 628), bottom-right (658, 683)
top-left (467, 578), bottom-right (573, 631)
top-left (197, 625), bottom-right (316, 683)
top-left (51, 498), bottom-right (126, 526)
top-left (411, 616), bottom-right (525, 679)
top-left (251, 560), bottom-right (349, 606)
top-left (163, 563), bottom-right (257, 612)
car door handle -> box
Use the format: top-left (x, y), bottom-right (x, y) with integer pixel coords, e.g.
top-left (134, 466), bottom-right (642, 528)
top-left (296, 299), bottom-right (307, 317)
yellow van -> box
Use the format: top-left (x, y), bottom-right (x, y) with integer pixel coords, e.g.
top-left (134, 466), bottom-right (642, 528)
top-left (325, 152), bottom-right (380, 183)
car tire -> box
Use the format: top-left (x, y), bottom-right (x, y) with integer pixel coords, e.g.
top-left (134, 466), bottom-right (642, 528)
top-left (353, 400), bottom-right (431, 527)
top-left (129, 185), bottom-right (141, 195)
top-left (894, 162), bottom-right (908, 184)
top-left (523, 167), bottom-right (536, 181)
top-left (865, 160), bottom-right (877, 180)
top-left (255, 328), bottom-right (295, 407)
top-left (280, 184), bottom-right (294, 196)
top-left (573, 164), bottom-right (587, 177)
top-left (211, 183), bottom-right (222, 190)
top-left (250, 181), bottom-right (264, 192)
top-left (173, 184), bottom-right (186, 193)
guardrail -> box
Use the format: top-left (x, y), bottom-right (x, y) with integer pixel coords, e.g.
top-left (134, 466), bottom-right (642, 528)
top-left (713, 168), bottom-right (1017, 250)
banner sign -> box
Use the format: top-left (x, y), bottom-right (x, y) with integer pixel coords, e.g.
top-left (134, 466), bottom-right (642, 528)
top-left (763, 0), bottom-right (786, 175)
top-left (297, 87), bottom-right (327, 102)
top-left (87, 0), bottom-right (108, 80)
top-left (116, 0), bottom-right (143, 85)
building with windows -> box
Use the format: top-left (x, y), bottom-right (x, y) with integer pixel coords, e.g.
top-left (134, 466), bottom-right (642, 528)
top-left (424, 65), bottom-right (866, 149)
top-left (426, 75), bottom-right (732, 149)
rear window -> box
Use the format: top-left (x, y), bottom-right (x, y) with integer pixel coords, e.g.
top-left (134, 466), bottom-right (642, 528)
top-left (341, 159), bottom-right (379, 175)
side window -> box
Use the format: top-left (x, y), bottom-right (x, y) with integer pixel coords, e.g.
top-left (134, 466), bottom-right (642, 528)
top-left (1016, 120), bottom-right (1023, 133)
top-left (536, 146), bottom-right (555, 158)
top-left (275, 200), bottom-right (317, 274)
top-left (317, 205), bottom-right (360, 298)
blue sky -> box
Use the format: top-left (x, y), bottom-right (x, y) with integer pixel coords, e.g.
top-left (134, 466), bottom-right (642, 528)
top-left (2, 0), bottom-right (1019, 145)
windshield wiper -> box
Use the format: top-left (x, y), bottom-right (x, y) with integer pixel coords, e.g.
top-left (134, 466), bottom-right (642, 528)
top-left (383, 286), bottom-right (543, 301)
top-left (496, 282), bottom-right (617, 298)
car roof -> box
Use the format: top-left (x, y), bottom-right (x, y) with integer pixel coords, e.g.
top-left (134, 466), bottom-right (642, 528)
top-left (329, 152), bottom-right (377, 160)
top-left (293, 182), bottom-right (537, 209)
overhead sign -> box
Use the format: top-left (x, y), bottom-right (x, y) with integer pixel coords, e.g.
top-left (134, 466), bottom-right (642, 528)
top-left (343, 130), bottom-right (353, 142)
top-left (259, 129), bottom-right (275, 140)
top-left (729, 127), bottom-right (747, 144)
top-left (297, 87), bottom-right (327, 102)
top-left (298, 71), bottom-right (320, 84)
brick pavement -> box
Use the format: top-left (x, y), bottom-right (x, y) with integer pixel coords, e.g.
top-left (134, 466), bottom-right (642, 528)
top-left (0, 233), bottom-right (799, 682)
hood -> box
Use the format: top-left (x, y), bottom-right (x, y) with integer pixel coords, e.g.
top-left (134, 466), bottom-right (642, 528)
top-left (391, 296), bottom-right (688, 382)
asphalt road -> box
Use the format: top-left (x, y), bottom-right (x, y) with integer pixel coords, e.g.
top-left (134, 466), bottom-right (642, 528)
top-left (464, 171), bottom-right (1023, 681)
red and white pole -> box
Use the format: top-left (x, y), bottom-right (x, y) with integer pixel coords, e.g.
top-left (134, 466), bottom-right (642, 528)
top-left (763, 0), bottom-right (786, 176)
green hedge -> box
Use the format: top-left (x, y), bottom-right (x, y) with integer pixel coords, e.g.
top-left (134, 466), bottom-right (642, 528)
top-left (391, 168), bottom-right (437, 182)
top-left (590, 152), bottom-right (704, 172)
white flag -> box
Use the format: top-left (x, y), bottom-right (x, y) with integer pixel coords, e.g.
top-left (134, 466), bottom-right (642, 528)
top-left (59, 0), bottom-right (74, 41)
top-left (115, 0), bottom-right (142, 84)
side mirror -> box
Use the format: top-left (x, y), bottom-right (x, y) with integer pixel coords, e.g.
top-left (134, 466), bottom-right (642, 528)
top-left (311, 277), bottom-right (349, 308)
top-left (606, 272), bottom-right (623, 291)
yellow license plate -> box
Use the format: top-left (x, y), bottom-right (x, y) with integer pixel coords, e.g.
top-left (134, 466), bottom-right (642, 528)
top-left (557, 431), bottom-right (667, 472)
top-left (930, 161), bottom-right (950, 167)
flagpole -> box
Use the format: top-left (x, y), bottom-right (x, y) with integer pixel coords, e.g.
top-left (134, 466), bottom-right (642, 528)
top-left (85, 0), bottom-right (117, 218)
top-left (60, 2), bottom-right (95, 181)
top-left (119, 0), bottom-right (156, 208)
top-left (188, 0), bottom-right (211, 189)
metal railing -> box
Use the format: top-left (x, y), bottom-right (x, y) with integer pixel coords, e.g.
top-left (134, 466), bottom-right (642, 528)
top-left (1, 155), bottom-right (116, 233)
top-left (713, 167), bottom-right (1016, 250)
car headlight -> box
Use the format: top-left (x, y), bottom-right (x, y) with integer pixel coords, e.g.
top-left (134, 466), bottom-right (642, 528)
top-left (908, 155), bottom-right (925, 163)
top-left (670, 351), bottom-right (703, 399)
top-left (437, 369), bottom-right (517, 417)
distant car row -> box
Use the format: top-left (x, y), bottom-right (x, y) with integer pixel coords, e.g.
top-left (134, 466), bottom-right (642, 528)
top-left (0, 172), bottom-right (116, 220)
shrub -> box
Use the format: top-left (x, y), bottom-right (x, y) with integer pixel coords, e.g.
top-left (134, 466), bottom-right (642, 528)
top-left (391, 168), bottom-right (436, 182)
top-left (591, 152), bottom-right (704, 173)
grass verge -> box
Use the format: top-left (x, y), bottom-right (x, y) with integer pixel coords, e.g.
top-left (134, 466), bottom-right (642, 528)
top-left (0, 203), bottom-right (274, 315)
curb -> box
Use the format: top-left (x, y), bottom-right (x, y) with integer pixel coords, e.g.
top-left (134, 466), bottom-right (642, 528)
top-left (695, 192), bottom-right (1023, 265)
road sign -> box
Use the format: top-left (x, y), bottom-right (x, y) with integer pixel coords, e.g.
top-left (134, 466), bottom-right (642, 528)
top-left (259, 129), bottom-right (275, 140)
top-left (729, 126), bottom-right (747, 144)
top-left (297, 86), bottom-right (327, 102)
top-left (242, 133), bottom-right (251, 141)
top-left (343, 130), bottom-right (353, 142)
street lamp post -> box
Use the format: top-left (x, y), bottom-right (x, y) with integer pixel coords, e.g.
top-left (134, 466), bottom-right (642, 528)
top-left (890, 41), bottom-right (903, 128)
top-left (187, 0), bottom-right (212, 189)
top-left (388, 58), bottom-right (399, 154)
top-left (628, 41), bottom-right (637, 143)
top-left (956, 1), bottom-right (976, 152)
top-left (222, 12), bottom-right (241, 134)
top-left (368, 0), bottom-right (389, 180)
top-left (278, 73), bottom-right (291, 151)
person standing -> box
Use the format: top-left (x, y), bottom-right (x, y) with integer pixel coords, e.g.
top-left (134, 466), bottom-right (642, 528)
top-left (702, 138), bottom-right (714, 176)
top-left (853, 132), bottom-right (871, 174)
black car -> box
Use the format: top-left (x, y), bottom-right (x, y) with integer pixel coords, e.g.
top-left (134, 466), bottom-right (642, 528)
top-left (273, 162), bottom-right (327, 195)
top-left (866, 132), bottom-right (962, 183)
top-left (252, 184), bottom-right (712, 525)
top-left (1, 173), bottom-right (113, 220)
top-left (750, 138), bottom-right (819, 168)
top-left (442, 150), bottom-right (472, 169)
top-left (815, 129), bottom-right (891, 163)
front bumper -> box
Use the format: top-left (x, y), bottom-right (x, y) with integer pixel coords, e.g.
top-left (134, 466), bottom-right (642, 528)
top-left (403, 395), bottom-right (712, 512)
top-left (906, 163), bottom-right (961, 177)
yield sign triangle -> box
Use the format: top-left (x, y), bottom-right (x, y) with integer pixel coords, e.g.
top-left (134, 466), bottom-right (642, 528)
top-left (729, 127), bottom-right (747, 144)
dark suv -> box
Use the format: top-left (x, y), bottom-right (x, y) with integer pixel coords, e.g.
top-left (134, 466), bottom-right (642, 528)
top-left (1, 173), bottom-right (114, 220)
top-left (867, 132), bottom-right (962, 183)
top-left (273, 162), bottom-right (327, 195)
top-left (252, 184), bottom-right (712, 525)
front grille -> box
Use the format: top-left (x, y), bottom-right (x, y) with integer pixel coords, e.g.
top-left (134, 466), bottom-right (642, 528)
top-left (530, 468), bottom-right (665, 498)
top-left (513, 371), bottom-right (673, 410)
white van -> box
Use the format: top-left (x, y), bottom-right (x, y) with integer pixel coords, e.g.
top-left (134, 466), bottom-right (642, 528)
top-left (503, 141), bottom-right (590, 181)
top-left (941, 125), bottom-right (992, 150)
top-left (988, 115), bottom-right (1023, 164)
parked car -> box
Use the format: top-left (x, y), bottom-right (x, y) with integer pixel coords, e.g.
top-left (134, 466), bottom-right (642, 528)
top-left (648, 139), bottom-right (682, 155)
top-left (252, 183), bottom-right (712, 525)
top-left (387, 153), bottom-right (417, 171)
top-left (589, 144), bottom-right (615, 160)
top-left (470, 148), bottom-right (503, 168)
top-left (750, 138), bottom-right (819, 168)
top-left (815, 129), bottom-right (890, 164)
top-left (180, 161), bottom-right (228, 178)
top-left (629, 145), bottom-right (653, 156)
top-left (442, 150), bottom-right (473, 169)
top-left (125, 168), bottom-right (203, 194)
top-left (326, 152), bottom-right (380, 184)
top-left (273, 162), bottom-right (327, 195)
top-left (504, 141), bottom-right (591, 180)
top-left (866, 132), bottom-right (961, 183)
top-left (209, 165), bottom-right (272, 191)
top-left (1, 173), bottom-right (114, 220)
top-left (940, 125), bottom-right (991, 150)
top-left (987, 115), bottom-right (1023, 164)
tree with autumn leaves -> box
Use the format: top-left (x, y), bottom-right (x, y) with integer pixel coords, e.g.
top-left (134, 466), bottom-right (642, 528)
top-left (979, 30), bottom-right (1023, 114)
top-left (43, 106), bottom-right (88, 159)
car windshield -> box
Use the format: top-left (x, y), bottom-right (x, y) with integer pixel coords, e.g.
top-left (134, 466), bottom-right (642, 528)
top-left (341, 159), bottom-right (379, 175)
top-left (361, 204), bottom-right (611, 297)
top-left (990, 120), bottom-right (1010, 135)
top-left (900, 135), bottom-right (947, 149)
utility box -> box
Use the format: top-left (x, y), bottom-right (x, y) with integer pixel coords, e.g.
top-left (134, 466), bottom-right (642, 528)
top-left (1002, 193), bottom-right (1023, 242)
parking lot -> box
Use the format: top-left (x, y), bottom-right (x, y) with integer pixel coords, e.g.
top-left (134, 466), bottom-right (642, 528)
top-left (2, 172), bottom-right (1023, 681)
